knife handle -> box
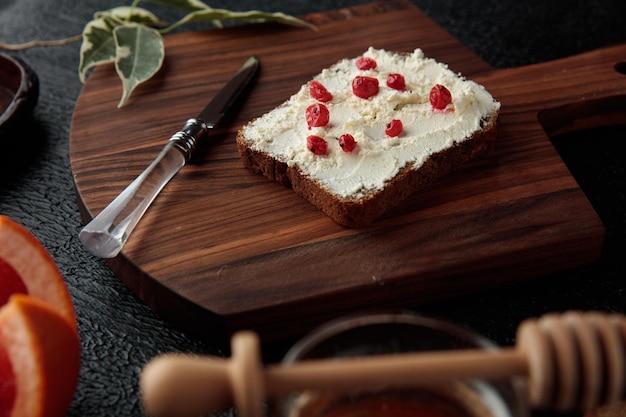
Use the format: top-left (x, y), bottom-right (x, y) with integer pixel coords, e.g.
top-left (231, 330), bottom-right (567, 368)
top-left (79, 119), bottom-right (209, 258)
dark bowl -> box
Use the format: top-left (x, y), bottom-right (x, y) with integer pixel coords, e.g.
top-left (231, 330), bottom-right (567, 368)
top-left (0, 52), bottom-right (39, 137)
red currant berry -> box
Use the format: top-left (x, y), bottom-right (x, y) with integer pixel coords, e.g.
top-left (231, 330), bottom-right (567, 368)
top-left (310, 80), bottom-right (333, 102)
top-left (386, 73), bottom-right (406, 91)
top-left (356, 56), bottom-right (377, 70)
top-left (305, 103), bottom-right (330, 129)
top-left (307, 135), bottom-right (328, 155)
top-left (385, 119), bottom-right (403, 137)
top-left (430, 84), bottom-right (453, 111)
top-left (338, 134), bottom-right (357, 153)
top-left (352, 76), bottom-right (379, 99)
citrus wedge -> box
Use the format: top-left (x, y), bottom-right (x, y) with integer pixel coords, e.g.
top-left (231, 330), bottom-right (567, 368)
top-left (0, 258), bottom-right (27, 306)
top-left (0, 340), bottom-right (16, 417)
top-left (0, 215), bottom-right (76, 330)
top-left (0, 295), bottom-right (80, 417)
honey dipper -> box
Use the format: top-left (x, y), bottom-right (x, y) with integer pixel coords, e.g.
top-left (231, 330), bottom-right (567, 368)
top-left (140, 311), bottom-right (625, 417)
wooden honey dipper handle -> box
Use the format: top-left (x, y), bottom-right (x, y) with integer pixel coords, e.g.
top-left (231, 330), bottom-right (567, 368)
top-left (140, 311), bottom-right (626, 417)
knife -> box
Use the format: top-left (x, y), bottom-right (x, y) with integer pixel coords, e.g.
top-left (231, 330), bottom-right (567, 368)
top-left (79, 55), bottom-right (260, 258)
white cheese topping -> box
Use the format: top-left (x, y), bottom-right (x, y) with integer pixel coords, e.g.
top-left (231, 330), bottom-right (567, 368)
top-left (242, 47), bottom-right (500, 200)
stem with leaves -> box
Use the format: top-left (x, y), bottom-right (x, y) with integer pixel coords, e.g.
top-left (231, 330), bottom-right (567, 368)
top-left (2, 0), bottom-right (314, 107)
top-left (80, 0), bottom-right (314, 107)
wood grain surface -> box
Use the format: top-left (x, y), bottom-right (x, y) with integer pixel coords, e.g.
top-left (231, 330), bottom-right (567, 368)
top-left (69, 0), bottom-right (621, 340)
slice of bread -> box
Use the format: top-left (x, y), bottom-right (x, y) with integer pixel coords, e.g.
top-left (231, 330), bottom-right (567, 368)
top-left (236, 48), bottom-right (500, 227)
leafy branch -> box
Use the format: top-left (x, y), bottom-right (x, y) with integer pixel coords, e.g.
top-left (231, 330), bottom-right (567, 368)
top-left (2, 0), bottom-right (314, 107)
top-left (81, 0), bottom-right (314, 107)
top-left (0, 35), bottom-right (84, 50)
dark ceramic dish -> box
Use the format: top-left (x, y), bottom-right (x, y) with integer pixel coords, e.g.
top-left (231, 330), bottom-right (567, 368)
top-left (0, 52), bottom-right (39, 137)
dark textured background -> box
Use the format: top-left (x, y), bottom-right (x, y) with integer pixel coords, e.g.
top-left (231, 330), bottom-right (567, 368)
top-left (1, 0), bottom-right (625, 416)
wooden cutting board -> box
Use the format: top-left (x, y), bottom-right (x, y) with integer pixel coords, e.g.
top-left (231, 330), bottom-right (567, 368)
top-left (70, 0), bottom-right (621, 340)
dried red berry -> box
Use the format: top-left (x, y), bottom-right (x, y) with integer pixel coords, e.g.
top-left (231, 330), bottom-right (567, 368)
top-left (356, 56), bottom-right (377, 70)
top-left (310, 80), bottom-right (333, 102)
top-left (305, 103), bottom-right (330, 129)
top-left (307, 135), bottom-right (328, 155)
top-left (430, 84), bottom-right (453, 111)
top-left (338, 134), bottom-right (357, 153)
top-left (386, 73), bottom-right (406, 91)
top-left (352, 76), bottom-right (379, 99)
top-left (385, 119), bottom-right (403, 137)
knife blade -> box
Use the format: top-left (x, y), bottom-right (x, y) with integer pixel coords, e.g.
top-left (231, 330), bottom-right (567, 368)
top-left (79, 56), bottom-right (260, 258)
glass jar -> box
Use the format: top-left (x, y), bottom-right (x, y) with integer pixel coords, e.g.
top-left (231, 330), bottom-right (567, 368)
top-left (277, 313), bottom-right (529, 417)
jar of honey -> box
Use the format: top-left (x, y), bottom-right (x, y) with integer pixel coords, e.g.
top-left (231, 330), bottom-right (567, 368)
top-left (277, 313), bottom-right (529, 417)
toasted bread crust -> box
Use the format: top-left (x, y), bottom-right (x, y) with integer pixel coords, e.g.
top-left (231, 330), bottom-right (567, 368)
top-left (236, 113), bottom-right (498, 227)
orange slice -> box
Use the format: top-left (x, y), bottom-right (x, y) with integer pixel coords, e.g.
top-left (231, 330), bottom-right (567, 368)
top-left (0, 258), bottom-right (27, 306)
top-left (0, 215), bottom-right (76, 330)
top-left (0, 340), bottom-right (16, 417)
top-left (0, 295), bottom-right (80, 417)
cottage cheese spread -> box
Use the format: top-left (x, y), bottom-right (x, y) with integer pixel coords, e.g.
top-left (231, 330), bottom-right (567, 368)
top-left (242, 47), bottom-right (500, 200)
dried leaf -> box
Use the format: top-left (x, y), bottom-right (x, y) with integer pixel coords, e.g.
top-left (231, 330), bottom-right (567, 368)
top-left (162, 8), bottom-right (316, 33)
top-left (141, 0), bottom-right (211, 13)
top-left (78, 17), bottom-right (117, 82)
top-left (79, 7), bottom-right (164, 83)
top-left (94, 6), bottom-right (164, 26)
top-left (113, 23), bottom-right (164, 107)
top-left (78, 2), bottom-right (314, 106)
